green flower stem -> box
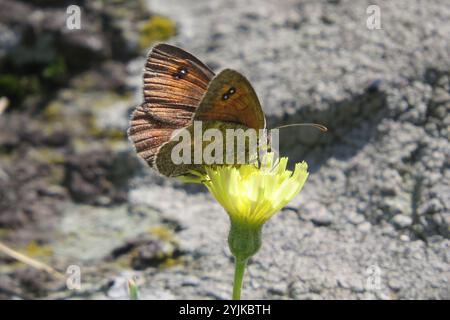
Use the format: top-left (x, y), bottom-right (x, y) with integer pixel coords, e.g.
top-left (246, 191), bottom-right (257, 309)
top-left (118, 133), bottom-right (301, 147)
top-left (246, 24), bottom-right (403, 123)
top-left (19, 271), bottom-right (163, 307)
top-left (232, 257), bottom-right (247, 300)
top-left (128, 279), bottom-right (139, 300)
top-left (228, 217), bottom-right (263, 300)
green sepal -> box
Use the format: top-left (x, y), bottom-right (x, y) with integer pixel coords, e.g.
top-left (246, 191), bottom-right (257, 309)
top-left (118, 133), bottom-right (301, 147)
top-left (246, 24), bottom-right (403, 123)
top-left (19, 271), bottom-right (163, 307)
top-left (228, 217), bottom-right (263, 261)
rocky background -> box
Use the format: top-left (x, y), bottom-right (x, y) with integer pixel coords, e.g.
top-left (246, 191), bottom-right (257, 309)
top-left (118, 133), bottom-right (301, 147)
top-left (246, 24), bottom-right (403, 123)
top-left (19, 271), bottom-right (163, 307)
top-left (0, 0), bottom-right (449, 299)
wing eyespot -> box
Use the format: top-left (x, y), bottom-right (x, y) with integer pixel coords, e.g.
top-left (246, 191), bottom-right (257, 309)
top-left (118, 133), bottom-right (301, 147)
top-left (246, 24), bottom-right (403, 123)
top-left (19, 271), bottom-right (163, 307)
top-left (222, 87), bottom-right (236, 101)
top-left (173, 66), bottom-right (188, 79)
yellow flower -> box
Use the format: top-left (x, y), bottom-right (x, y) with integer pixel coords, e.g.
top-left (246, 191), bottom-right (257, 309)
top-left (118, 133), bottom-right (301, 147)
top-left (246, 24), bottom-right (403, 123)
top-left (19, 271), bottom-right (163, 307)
top-left (186, 152), bottom-right (309, 226)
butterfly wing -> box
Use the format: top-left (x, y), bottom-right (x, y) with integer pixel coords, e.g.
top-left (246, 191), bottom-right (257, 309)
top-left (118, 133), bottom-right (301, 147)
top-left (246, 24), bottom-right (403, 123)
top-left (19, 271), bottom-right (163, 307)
top-left (193, 69), bottom-right (266, 130)
top-left (155, 120), bottom-right (250, 177)
top-left (128, 44), bottom-right (214, 167)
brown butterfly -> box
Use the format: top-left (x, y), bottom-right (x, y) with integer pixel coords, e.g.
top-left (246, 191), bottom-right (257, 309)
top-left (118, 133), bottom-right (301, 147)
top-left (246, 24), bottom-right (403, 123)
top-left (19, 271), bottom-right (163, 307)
top-left (128, 44), bottom-right (326, 177)
top-left (128, 43), bottom-right (266, 177)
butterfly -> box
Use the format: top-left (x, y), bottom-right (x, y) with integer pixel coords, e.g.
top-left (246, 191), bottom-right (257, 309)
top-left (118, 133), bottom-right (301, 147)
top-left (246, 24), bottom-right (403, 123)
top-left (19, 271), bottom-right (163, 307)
top-left (128, 44), bottom-right (326, 177)
top-left (128, 43), bottom-right (267, 177)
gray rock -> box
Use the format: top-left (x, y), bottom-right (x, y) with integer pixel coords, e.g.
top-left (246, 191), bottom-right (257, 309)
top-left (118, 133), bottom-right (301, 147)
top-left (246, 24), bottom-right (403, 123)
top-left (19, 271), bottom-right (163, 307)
top-left (5, 0), bottom-right (448, 300)
top-left (357, 222), bottom-right (372, 233)
top-left (311, 212), bottom-right (333, 226)
top-left (392, 215), bottom-right (413, 229)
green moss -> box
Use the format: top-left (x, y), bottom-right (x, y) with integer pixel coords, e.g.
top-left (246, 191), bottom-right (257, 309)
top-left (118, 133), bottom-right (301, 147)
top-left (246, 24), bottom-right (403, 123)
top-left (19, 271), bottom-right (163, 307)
top-left (0, 74), bottom-right (26, 99)
top-left (87, 117), bottom-right (126, 141)
top-left (43, 56), bottom-right (67, 79)
top-left (139, 16), bottom-right (176, 50)
top-left (89, 92), bottom-right (132, 111)
top-left (72, 138), bottom-right (90, 152)
top-left (108, 129), bottom-right (126, 140)
top-left (160, 256), bottom-right (184, 269)
top-left (0, 228), bottom-right (11, 237)
top-left (149, 225), bottom-right (174, 243)
top-left (87, 117), bottom-right (104, 137)
top-left (48, 166), bottom-right (65, 185)
top-left (43, 101), bottom-right (64, 121)
top-left (0, 74), bottom-right (22, 95)
top-left (0, 74), bottom-right (41, 101)
top-left (100, 128), bottom-right (126, 141)
top-left (70, 71), bottom-right (107, 93)
top-left (31, 147), bottom-right (65, 164)
top-left (21, 241), bottom-right (53, 258)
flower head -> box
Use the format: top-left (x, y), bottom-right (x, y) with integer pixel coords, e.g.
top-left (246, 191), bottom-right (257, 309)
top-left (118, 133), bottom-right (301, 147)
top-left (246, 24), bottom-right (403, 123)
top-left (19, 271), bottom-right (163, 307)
top-left (185, 152), bottom-right (309, 226)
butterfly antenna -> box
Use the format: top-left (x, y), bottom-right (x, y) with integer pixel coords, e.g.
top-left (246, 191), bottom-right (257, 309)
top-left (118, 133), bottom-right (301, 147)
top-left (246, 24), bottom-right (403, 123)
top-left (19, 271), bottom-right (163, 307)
top-left (275, 123), bottom-right (328, 132)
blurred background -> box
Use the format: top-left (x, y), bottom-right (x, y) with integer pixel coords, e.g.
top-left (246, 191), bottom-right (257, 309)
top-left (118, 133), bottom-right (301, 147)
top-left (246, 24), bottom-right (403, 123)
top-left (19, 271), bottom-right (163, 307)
top-left (0, 0), bottom-right (448, 299)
